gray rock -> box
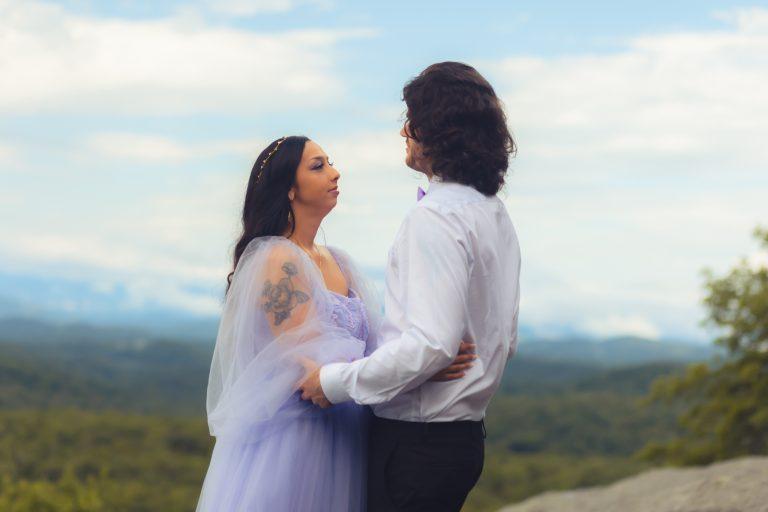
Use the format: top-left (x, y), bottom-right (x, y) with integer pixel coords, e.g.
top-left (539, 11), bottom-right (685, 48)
top-left (498, 456), bottom-right (768, 512)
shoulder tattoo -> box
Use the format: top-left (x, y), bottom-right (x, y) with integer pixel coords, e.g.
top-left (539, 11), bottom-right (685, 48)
top-left (262, 262), bottom-right (310, 326)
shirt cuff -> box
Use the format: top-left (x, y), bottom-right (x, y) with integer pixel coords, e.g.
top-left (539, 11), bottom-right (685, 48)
top-left (319, 362), bottom-right (352, 404)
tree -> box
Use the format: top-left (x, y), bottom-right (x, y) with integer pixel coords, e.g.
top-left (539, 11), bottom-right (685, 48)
top-left (636, 226), bottom-right (768, 465)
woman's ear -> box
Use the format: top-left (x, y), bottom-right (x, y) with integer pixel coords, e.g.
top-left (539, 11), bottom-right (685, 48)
top-left (288, 188), bottom-right (295, 201)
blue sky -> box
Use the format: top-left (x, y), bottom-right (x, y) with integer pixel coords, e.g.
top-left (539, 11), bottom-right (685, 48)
top-left (1, 0), bottom-right (767, 342)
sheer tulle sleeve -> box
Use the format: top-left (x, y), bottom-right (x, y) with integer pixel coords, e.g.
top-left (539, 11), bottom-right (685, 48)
top-left (205, 236), bottom-right (369, 440)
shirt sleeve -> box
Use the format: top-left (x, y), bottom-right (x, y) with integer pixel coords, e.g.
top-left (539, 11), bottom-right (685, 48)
top-left (319, 205), bottom-right (471, 405)
top-left (507, 247), bottom-right (521, 362)
top-left (507, 308), bottom-right (519, 362)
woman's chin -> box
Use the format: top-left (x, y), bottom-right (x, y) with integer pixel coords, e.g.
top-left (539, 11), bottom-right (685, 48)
top-left (323, 198), bottom-right (338, 212)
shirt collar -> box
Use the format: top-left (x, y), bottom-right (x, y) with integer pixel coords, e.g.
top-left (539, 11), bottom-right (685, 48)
top-left (425, 174), bottom-right (487, 201)
top-left (426, 173), bottom-right (444, 193)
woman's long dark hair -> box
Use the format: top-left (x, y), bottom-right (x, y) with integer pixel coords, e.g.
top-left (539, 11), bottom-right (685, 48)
top-left (225, 135), bottom-right (310, 296)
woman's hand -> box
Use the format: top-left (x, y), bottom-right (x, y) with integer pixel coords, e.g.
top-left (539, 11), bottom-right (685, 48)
top-left (428, 341), bottom-right (477, 382)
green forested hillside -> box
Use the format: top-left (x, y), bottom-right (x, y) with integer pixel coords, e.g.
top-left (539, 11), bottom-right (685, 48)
top-left (0, 409), bottom-right (211, 512)
top-left (463, 362), bottom-right (688, 511)
top-left (0, 327), bottom-right (707, 512)
top-left (0, 338), bottom-right (211, 416)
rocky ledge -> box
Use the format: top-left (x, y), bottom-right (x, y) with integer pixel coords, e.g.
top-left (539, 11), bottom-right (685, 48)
top-left (498, 456), bottom-right (768, 512)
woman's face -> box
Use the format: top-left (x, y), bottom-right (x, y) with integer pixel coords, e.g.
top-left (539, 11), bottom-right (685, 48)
top-left (290, 140), bottom-right (340, 212)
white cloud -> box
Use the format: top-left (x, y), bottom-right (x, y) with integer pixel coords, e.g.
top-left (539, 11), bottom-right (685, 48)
top-left (0, 0), bottom-right (373, 115)
top-left (86, 133), bottom-right (201, 163)
top-left (745, 230), bottom-right (768, 270)
top-left (582, 314), bottom-right (661, 340)
top-left (12, 234), bottom-right (226, 283)
top-left (747, 251), bottom-right (768, 270)
top-left (202, 0), bottom-right (333, 17)
top-left (0, 161), bottom-right (245, 316)
top-left (122, 278), bottom-right (223, 315)
top-left (84, 131), bottom-right (271, 163)
top-left (503, 185), bottom-right (767, 341)
top-left (0, 191), bottom-right (22, 207)
top-left (491, 7), bottom-right (768, 176)
top-left (712, 7), bottom-right (768, 34)
top-left (0, 143), bottom-right (14, 162)
top-left (485, 8), bottom-right (768, 340)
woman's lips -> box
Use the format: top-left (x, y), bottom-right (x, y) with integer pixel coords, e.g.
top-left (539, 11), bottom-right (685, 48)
top-left (329, 188), bottom-right (339, 196)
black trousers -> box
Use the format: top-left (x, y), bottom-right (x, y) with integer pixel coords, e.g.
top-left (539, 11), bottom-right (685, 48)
top-left (366, 413), bottom-right (486, 512)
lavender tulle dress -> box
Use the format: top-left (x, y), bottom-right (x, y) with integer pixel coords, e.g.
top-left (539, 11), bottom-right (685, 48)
top-left (195, 237), bottom-right (376, 512)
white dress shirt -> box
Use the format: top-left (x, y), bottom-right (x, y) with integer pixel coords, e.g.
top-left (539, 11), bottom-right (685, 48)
top-left (319, 177), bottom-right (521, 421)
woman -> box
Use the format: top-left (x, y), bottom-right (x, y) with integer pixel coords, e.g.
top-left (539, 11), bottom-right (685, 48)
top-left (195, 136), bottom-right (476, 511)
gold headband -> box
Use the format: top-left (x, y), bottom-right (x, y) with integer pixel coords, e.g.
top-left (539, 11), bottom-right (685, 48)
top-left (256, 136), bottom-right (288, 181)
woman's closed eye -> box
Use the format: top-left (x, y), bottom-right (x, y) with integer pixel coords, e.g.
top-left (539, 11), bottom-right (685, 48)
top-left (312, 158), bottom-right (333, 170)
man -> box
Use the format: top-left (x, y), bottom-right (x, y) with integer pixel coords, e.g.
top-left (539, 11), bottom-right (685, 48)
top-left (300, 61), bottom-right (521, 512)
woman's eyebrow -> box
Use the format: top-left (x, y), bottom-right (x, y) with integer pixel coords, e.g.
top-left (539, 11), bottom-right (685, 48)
top-left (309, 155), bottom-right (327, 162)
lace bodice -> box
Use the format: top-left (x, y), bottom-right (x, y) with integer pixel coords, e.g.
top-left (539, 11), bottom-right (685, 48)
top-left (329, 288), bottom-right (370, 343)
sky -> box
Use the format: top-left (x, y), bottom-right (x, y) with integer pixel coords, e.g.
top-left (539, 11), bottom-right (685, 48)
top-left (1, 0), bottom-right (767, 342)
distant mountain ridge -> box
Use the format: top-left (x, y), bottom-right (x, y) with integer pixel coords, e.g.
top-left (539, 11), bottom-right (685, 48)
top-left (516, 335), bottom-right (723, 367)
top-left (0, 314), bottom-right (218, 345)
top-left (0, 269), bottom-right (222, 342)
top-left (0, 316), bottom-right (721, 364)
top-left (0, 269), bottom-right (708, 344)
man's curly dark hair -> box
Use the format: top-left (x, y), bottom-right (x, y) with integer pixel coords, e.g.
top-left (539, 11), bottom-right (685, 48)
top-left (402, 61), bottom-right (516, 196)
